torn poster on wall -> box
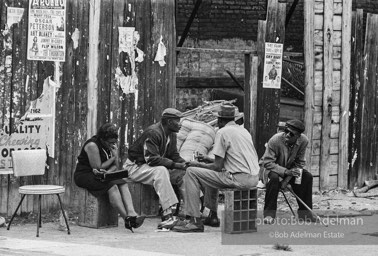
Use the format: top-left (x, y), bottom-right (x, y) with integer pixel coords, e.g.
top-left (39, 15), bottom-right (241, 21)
top-left (0, 77), bottom-right (57, 174)
top-left (154, 36), bottom-right (166, 67)
top-left (115, 27), bottom-right (145, 95)
top-left (262, 42), bottom-right (283, 89)
top-left (27, 0), bottom-right (66, 62)
top-left (7, 7), bottom-right (24, 28)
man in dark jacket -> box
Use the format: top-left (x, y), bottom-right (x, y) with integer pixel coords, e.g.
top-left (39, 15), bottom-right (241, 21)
top-left (124, 108), bottom-right (187, 229)
top-left (259, 119), bottom-right (315, 224)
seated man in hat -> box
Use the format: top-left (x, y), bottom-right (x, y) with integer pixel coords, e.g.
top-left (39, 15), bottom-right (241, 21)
top-left (259, 119), bottom-right (315, 224)
top-left (124, 108), bottom-right (188, 229)
top-left (172, 103), bottom-right (259, 233)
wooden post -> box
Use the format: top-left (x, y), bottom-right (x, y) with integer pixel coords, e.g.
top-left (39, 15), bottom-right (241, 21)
top-left (250, 55), bottom-right (259, 142)
top-left (255, 0), bottom-right (286, 157)
top-left (349, 9), bottom-right (364, 188)
top-left (319, 0), bottom-right (333, 190)
top-left (304, 0), bottom-right (315, 188)
top-left (244, 53), bottom-right (251, 131)
top-left (87, 0), bottom-right (100, 138)
top-left (338, 0), bottom-right (352, 188)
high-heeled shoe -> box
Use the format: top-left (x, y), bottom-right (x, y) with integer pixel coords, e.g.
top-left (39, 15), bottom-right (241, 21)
top-left (124, 216), bottom-right (146, 232)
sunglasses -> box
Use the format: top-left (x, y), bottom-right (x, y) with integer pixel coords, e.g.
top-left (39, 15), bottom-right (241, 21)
top-left (284, 128), bottom-right (297, 138)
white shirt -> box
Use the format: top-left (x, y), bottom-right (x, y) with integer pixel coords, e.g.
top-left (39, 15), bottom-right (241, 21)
top-left (212, 121), bottom-right (259, 175)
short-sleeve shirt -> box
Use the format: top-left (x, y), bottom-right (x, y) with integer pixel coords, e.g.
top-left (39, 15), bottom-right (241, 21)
top-left (212, 121), bottom-right (259, 175)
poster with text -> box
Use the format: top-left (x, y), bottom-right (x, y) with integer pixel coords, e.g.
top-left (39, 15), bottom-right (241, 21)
top-left (7, 7), bottom-right (24, 28)
top-left (27, 0), bottom-right (66, 62)
top-left (263, 42), bottom-right (283, 89)
top-left (0, 77), bottom-right (56, 174)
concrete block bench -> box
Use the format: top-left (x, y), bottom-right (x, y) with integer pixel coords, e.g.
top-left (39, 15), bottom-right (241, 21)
top-left (222, 187), bottom-right (257, 234)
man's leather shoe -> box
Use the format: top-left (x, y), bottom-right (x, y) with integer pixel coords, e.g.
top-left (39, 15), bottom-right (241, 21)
top-left (157, 216), bottom-right (178, 229)
top-left (172, 221), bottom-right (204, 233)
top-left (203, 215), bottom-right (220, 227)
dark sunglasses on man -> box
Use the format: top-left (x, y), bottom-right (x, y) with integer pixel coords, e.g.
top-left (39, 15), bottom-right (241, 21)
top-left (284, 128), bottom-right (297, 138)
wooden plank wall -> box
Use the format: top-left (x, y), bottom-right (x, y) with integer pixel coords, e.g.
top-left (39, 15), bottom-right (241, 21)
top-left (0, 0), bottom-right (176, 216)
top-left (355, 13), bottom-right (378, 186)
top-left (305, 0), bottom-right (351, 190)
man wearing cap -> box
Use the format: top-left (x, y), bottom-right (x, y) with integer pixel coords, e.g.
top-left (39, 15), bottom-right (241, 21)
top-left (172, 103), bottom-right (259, 232)
top-left (259, 119), bottom-right (314, 224)
top-left (124, 108), bottom-right (187, 229)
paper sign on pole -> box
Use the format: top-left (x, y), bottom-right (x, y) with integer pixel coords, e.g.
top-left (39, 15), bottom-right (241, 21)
top-left (27, 0), bottom-right (66, 62)
top-left (263, 42), bottom-right (283, 89)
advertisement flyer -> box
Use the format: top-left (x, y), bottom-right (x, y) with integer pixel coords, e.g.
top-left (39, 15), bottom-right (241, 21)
top-left (263, 42), bottom-right (283, 89)
top-left (0, 78), bottom-right (56, 174)
top-left (27, 0), bottom-right (66, 62)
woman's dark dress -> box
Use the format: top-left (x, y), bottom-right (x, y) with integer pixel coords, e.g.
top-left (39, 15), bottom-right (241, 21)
top-left (74, 135), bottom-right (125, 197)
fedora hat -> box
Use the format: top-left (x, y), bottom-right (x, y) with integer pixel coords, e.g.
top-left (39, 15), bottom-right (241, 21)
top-left (214, 103), bottom-right (238, 118)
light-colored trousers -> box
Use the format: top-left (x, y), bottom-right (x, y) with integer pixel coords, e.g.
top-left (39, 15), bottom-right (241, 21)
top-left (183, 167), bottom-right (259, 218)
top-left (123, 159), bottom-right (178, 211)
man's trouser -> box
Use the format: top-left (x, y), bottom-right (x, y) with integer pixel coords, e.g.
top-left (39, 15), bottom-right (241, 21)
top-left (183, 166), bottom-right (258, 218)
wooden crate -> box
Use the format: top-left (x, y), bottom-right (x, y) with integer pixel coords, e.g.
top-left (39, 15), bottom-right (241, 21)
top-left (223, 188), bottom-right (257, 234)
top-left (77, 188), bottom-right (118, 229)
top-left (128, 183), bottom-right (160, 216)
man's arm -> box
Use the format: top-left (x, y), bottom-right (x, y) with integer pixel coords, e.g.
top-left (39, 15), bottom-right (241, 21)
top-left (262, 143), bottom-right (288, 178)
top-left (189, 155), bottom-right (224, 172)
top-left (144, 131), bottom-right (186, 169)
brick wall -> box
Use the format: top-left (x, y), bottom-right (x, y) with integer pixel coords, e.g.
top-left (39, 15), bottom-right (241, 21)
top-left (176, 0), bottom-right (304, 52)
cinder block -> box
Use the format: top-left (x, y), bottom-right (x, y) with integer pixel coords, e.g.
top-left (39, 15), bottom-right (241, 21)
top-left (77, 188), bottom-right (118, 229)
top-left (223, 188), bottom-right (257, 234)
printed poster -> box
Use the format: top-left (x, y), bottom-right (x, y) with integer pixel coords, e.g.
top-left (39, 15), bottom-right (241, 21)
top-left (7, 7), bottom-right (24, 28)
top-left (0, 77), bottom-right (57, 174)
top-left (27, 0), bottom-right (66, 62)
top-left (263, 42), bottom-right (283, 89)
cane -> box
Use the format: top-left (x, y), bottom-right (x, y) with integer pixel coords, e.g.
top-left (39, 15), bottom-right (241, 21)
top-left (286, 185), bottom-right (327, 227)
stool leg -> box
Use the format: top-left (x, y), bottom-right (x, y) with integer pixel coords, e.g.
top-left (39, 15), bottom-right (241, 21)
top-left (280, 190), bottom-right (296, 217)
top-left (37, 194), bottom-right (41, 237)
top-left (39, 195), bottom-right (42, 228)
top-left (57, 194), bottom-right (71, 235)
top-left (7, 194), bottom-right (26, 230)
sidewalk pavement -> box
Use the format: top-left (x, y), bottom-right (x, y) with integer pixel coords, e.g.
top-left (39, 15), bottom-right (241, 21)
top-left (1, 207), bottom-right (378, 256)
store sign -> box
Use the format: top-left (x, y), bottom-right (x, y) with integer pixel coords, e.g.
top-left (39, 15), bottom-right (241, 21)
top-left (0, 78), bottom-right (57, 174)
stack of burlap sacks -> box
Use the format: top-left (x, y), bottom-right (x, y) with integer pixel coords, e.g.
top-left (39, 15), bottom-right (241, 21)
top-left (177, 99), bottom-right (241, 161)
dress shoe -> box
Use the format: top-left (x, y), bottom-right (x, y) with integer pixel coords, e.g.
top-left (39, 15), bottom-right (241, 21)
top-left (157, 216), bottom-right (178, 230)
top-left (124, 216), bottom-right (146, 232)
top-left (172, 221), bottom-right (204, 233)
top-left (203, 215), bottom-right (220, 227)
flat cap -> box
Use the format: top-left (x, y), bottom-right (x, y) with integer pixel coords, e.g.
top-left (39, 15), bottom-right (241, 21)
top-left (162, 108), bottom-right (183, 119)
top-left (286, 119), bottom-right (305, 133)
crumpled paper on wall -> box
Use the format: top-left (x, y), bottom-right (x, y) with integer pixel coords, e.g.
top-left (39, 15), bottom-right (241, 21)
top-left (154, 36), bottom-right (166, 67)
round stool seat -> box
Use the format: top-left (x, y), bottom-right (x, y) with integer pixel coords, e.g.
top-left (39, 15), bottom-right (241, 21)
top-left (19, 185), bottom-right (65, 195)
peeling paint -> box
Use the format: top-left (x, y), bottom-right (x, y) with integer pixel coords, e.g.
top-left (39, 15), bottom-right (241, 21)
top-left (71, 28), bottom-right (80, 49)
top-left (154, 36), bottom-right (166, 67)
top-left (115, 28), bottom-right (144, 95)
